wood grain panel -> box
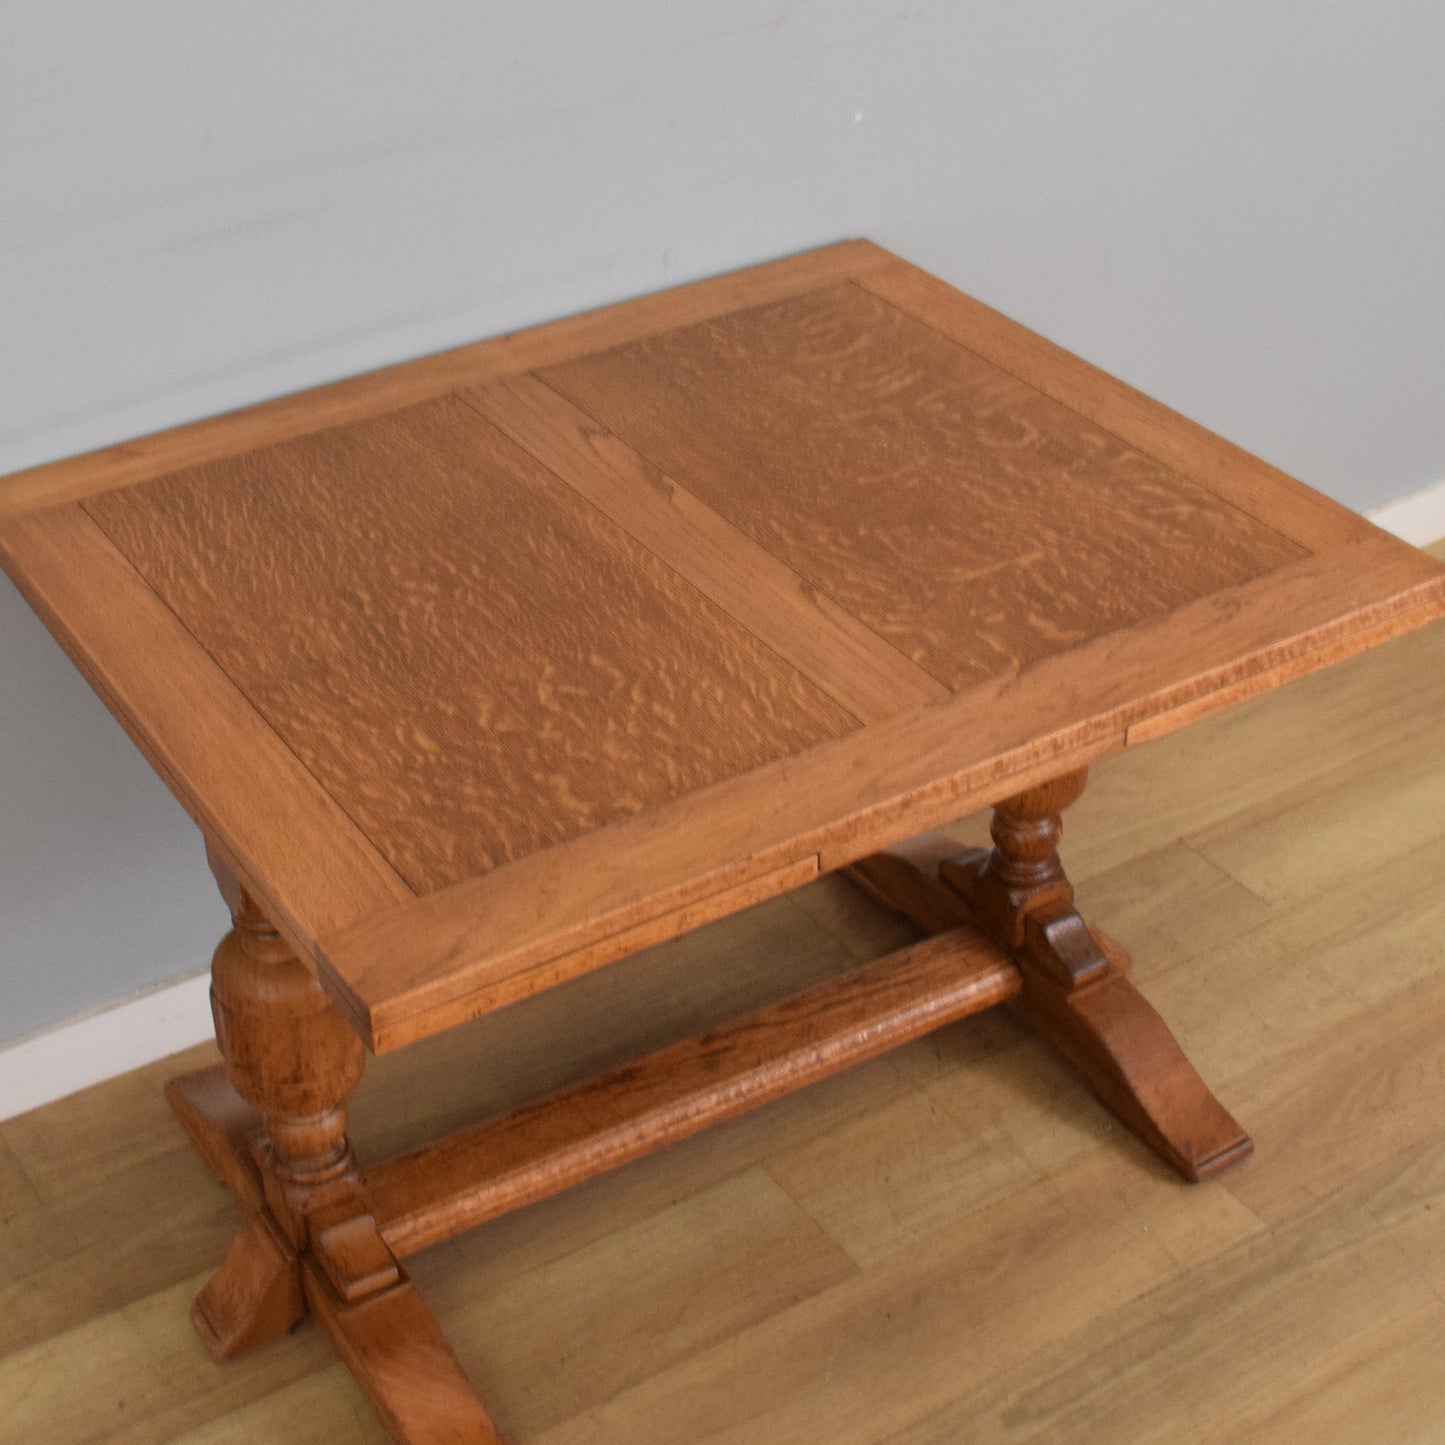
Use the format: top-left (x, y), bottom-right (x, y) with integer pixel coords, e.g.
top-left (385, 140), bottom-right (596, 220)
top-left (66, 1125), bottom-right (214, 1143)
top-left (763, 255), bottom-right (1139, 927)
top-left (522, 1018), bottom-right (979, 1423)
top-left (854, 257), bottom-right (1375, 552)
top-left (541, 282), bottom-right (1307, 689)
top-left (462, 374), bottom-right (949, 724)
top-left (0, 241), bottom-right (891, 520)
top-left (84, 395), bottom-right (859, 896)
top-left (319, 534), bottom-right (1445, 1046)
top-left (0, 505), bottom-right (413, 957)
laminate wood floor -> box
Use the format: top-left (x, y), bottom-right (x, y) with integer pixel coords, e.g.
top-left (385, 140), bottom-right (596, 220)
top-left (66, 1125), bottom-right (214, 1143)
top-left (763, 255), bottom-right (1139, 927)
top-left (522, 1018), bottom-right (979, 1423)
top-left (5, 538), bottom-right (1444, 1444)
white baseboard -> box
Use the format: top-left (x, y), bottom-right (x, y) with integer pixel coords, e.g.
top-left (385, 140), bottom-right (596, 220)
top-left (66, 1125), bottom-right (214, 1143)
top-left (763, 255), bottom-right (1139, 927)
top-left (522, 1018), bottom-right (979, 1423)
top-left (1369, 478), bottom-right (1445, 547)
top-left (0, 971), bottom-right (213, 1123)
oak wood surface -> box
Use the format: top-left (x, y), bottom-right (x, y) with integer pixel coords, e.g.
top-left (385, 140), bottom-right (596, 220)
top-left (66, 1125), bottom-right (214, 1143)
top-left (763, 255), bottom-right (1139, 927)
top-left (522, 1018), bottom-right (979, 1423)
top-left (5, 558), bottom-right (1445, 1443)
top-left (463, 373), bottom-right (949, 724)
top-left (853, 257), bottom-right (1375, 554)
top-left (541, 281), bottom-right (1306, 689)
top-left (84, 394), bottom-right (858, 895)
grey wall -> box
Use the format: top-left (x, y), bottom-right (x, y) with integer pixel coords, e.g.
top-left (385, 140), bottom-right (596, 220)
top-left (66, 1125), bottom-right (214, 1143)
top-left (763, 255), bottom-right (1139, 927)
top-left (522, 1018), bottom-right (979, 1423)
top-left (4, 1), bottom-right (1444, 1043)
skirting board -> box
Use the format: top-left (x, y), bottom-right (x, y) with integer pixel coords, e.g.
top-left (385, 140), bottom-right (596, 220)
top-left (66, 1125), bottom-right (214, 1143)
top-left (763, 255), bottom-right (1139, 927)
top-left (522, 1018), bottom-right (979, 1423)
top-left (1, 484), bottom-right (1440, 1124)
top-left (0, 970), bottom-right (213, 1123)
top-left (1369, 478), bottom-right (1445, 548)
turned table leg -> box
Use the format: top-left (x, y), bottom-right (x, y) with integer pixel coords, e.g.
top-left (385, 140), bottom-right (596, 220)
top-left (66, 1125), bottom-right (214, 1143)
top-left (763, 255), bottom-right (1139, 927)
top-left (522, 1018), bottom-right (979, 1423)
top-left (848, 768), bottom-right (1252, 1181)
top-left (185, 851), bottom-right (365, 1355)
top-left (169, 848), bottom-right (503, 1444)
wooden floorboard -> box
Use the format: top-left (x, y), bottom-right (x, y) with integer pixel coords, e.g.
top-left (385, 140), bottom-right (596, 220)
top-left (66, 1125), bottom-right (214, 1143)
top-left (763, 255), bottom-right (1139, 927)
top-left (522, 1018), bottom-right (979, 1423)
top-left (4, 536), bottom-right (1444, 1442)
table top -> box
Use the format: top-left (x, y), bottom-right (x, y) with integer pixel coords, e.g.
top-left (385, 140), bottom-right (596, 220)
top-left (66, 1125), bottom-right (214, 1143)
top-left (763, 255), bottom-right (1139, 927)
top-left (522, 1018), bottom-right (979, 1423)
top-left (4, 240), bottom-right (1443, 1051)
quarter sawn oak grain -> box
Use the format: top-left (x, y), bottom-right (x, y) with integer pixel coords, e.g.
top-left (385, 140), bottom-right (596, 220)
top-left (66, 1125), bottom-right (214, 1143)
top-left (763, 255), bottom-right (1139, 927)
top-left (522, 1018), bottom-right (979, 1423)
top-left (541, 281), bottom-right (1307, 688)
top-left (463, 373), bottom-right (949, 724)
top-left (853, 255), bottom-right (1374, 554)
top-left (85, 394), bottom-right (859, 895)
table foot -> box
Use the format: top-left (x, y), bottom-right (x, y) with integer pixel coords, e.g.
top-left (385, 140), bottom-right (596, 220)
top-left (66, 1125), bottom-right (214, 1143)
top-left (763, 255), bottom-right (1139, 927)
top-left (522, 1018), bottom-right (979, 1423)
top-left (846, 767), bottom-right (1251, 1182)
top-left (305, 1259), bottom-right (506, 1445)
top-left (1004, 957), bottom-right (1254, 1180)
top-left (192, 1213), bottom-right (304, 1360)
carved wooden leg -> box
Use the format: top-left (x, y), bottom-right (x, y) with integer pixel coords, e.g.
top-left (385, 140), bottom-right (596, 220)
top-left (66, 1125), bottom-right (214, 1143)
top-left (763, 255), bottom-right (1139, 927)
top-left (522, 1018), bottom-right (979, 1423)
top-left (187, 851), bottom-right (365, 1357)
top-left (173, 849), bottom-right (504, 1442)
top-left (847, 769), bottom-right (1251, 1182)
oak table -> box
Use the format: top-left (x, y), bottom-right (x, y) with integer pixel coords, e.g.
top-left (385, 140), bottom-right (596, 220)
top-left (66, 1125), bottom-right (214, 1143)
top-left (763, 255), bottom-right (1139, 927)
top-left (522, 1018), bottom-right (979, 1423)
top-left (4, 241), bottom-right (1444, 1443)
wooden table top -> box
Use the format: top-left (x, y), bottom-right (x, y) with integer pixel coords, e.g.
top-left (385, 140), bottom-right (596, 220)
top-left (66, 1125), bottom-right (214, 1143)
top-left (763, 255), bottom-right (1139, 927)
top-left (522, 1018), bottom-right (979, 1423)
top-left (4, 240), bottom-right (1443, 1051)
